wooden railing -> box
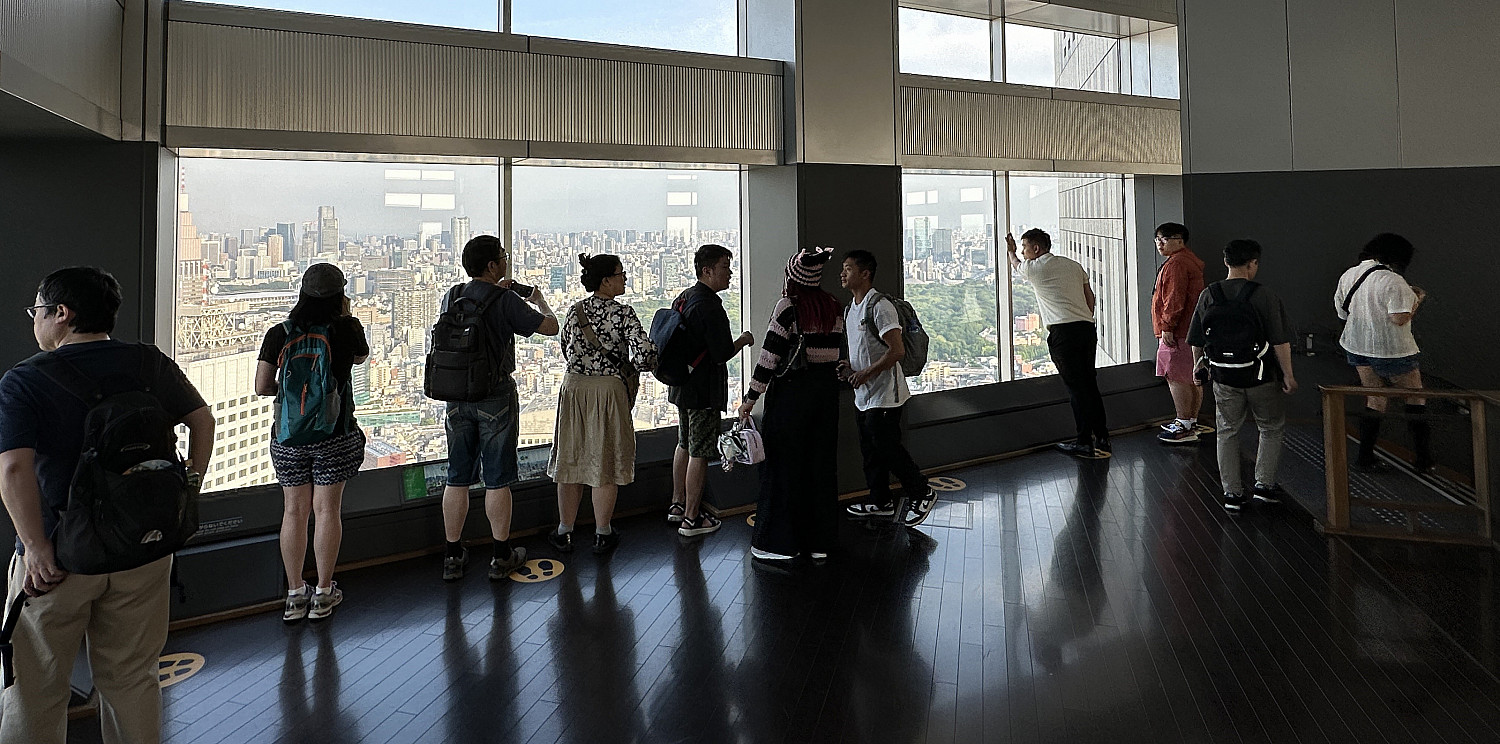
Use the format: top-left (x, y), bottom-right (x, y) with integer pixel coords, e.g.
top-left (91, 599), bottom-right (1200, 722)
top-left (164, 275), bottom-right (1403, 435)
top-left (1320, 385), bottom-right (1495, 547)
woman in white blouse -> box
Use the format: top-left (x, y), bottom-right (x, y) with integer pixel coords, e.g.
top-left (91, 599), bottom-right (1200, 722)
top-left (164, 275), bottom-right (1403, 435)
top-left (546, 254), bottom-right (658, 554)
top-left (1333, 233), bottom-right (1430, 472)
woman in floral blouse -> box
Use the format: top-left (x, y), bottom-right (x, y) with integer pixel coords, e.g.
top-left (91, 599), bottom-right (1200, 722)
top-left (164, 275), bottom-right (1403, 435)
top-left (546, 253), bottom-right (658, 554)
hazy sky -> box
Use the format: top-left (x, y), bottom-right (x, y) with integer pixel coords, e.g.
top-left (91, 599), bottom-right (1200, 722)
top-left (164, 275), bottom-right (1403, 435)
top-left (206, 0), bottom-right (736, 54)
top-left (181, 159), bottom-right (739, 238)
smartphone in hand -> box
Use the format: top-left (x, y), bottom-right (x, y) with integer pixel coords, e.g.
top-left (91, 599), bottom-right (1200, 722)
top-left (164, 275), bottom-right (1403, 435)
top-left (508, 281), bottom-right (536, 299)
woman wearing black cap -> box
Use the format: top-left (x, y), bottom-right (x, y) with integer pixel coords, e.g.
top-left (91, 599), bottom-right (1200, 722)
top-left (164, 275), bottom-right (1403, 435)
top-left (253, 262), bottom-right (369, 623)
top-left (737, 247), bottom-right (845, 562)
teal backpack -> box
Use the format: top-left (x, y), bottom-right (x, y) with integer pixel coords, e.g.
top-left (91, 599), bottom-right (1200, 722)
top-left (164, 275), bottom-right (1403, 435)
top-left (275, 321), bottom-right (342, 446)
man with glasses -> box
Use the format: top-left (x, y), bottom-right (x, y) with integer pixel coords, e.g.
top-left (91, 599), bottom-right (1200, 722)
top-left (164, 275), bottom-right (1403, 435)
top-left (1151, 223), bottom-right (1210, 444)
top-left (437, 235), bottom-right (559, 582)
top-left (0, 267), bottom-right (214, 743)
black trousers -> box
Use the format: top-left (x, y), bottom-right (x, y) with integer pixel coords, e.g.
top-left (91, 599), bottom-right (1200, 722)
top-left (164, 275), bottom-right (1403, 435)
top-left (856, 405), bottom-right (928, 504)
top-left (1047, 321), bottom-right (1109, 445)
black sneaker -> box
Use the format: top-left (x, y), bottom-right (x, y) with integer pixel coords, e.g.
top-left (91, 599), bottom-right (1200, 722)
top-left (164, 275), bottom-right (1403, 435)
top-left (592, 530), bottom-right (621, 555)
top-left (846, 502), bottom-right (897, 518)
top-left (904, 489), bottom-right (938, 527)
top-left (1222, 492), bottom-right (1246, 513)
top-left (488, 547), bottom-right (527, 580)
top-left (1252, 483), bottom-right (1287, 504)
top-left (678, 513), bottom-right (722, 538)
top-left (442, 547), bottom-right (468, 582)
top-left (547, 529), bottom-right (574, 553)
top-left (1056, 441), bottom-right (1110, 460)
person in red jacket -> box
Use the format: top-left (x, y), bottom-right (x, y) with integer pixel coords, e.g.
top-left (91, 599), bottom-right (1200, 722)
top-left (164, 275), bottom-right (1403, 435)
top-left (1152, 223), bottom-right (1210, 444)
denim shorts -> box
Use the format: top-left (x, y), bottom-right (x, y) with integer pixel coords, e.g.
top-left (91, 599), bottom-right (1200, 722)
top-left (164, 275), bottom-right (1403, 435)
top-left (445, 384), bottom-right (520, 489)
top-left (1345, 351), bottom-right (1421, 379)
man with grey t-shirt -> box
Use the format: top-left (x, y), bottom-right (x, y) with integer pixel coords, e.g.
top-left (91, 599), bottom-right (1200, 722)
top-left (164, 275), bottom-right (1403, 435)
top-left (838, 250), bottom-right (936, 527)
top-left (1007, 228), bottom-right (1110, 459)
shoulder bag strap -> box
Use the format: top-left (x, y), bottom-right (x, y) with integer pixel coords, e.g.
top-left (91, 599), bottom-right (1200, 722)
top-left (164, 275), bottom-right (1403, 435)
top-left (28, 351), bottom-right (103, 406)
top-left (572, 301), bottom-right (626, 368)
top-left (0, 591), bottom-right (30, 688)
top-left (1340, 265), bottom-right (1389, 315)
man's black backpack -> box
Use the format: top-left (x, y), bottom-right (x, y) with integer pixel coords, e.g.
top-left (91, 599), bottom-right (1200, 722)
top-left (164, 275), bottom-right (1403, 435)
top-left (425, 282), bottom-right (501, 402)
top-left (1199, 281), bottom-right (1272, 388)
top-left (26, 346), bottom-right (199, 575)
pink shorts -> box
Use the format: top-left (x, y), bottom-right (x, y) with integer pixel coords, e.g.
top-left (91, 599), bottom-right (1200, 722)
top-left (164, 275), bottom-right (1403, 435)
top-left (1156, 338), bottom-right (1194, 383)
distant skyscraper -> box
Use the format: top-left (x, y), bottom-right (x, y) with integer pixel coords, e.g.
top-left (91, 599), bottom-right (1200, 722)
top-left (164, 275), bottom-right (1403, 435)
top-left (265, 234), bottom-right (284, 265)
top-left (275, 222), bottom-right (296, 262)
top-left (931, 228), bottom-right (954, 262)
top-left (911, 216), bottom-right (932, 259)
top-left (317, 206), bottom-right (339, 256)
top-left (450, 216), bottom-right (471, 252)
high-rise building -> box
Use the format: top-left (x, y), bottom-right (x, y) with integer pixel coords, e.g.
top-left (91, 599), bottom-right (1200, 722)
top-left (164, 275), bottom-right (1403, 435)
top-left (450, 216), bottom-right (471, 251)
top-left (265, 234), bottom-right (284, 265)
top-left (931, 228), bottom-right (954, 262)
top-left (275, 222), bottom-right (296, 262)
top-left (317, 206), bottom-right (339, 256)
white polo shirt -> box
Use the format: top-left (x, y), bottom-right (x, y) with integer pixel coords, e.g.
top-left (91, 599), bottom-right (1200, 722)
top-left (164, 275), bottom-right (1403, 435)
top-left (1335, 259), bottom-right (1420, 358)
top-left (1016, 252), bottom-right (1094, 327)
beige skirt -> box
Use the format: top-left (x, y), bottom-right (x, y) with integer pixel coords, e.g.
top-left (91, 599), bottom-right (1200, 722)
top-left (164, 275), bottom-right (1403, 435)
top-left (546, 373), bottom-right (636, 487)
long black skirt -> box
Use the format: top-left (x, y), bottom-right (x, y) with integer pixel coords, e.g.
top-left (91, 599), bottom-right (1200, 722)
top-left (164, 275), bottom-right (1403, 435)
top-left (750, 364), bottom-right (839, 557)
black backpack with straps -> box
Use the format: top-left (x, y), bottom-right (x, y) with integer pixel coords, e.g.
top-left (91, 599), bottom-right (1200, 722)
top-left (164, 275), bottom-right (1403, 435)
top-left (25, 346), bottom-right (199, 575)
top-left (425, 282), bottom-right (503, 402)
top-left (1200, 281), bottom-right (1273, 388)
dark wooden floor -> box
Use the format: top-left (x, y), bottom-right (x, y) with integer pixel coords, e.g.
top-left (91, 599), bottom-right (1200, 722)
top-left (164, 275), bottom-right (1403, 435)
top-left (70, 429), bottom-right (1500, 743)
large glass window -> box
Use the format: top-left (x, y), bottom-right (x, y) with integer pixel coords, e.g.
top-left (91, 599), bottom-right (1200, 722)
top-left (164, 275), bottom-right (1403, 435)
top-left (512, 0), bottom-right (737, 55)
top-left (1008, 173), bottom-right (1129, 379)
top-left (510, 164), bottom-right (743, 447)
top-left (195, 1), bottom-right (501, 31)
top-left (898, 8), bottom-right (992, 81)
top-left (897, 3), bottom-right (1179, 99)
top-left (902, 171), bottom-right (999, 392)
top-left (174, 156), bottom-right (501, 493)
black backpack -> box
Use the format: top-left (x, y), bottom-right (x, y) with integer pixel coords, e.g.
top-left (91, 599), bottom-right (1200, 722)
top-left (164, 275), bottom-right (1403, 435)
top-left (425, 282), bottom-right (502, 402)
top-left (25, 346), bottom-right (199, 575)
top-left (649, 291), bottom-right (708, 387)
top-left (1200, 281), bottom-right (1272, 388)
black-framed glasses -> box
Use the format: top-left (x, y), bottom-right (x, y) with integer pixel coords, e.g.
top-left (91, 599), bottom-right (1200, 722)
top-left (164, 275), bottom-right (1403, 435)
top-left (24, 304), bottom-right (55, 319)
top-left (609, 271), bottom-right (627, 279)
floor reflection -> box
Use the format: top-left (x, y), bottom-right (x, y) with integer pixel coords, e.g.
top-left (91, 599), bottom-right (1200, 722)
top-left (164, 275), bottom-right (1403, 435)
top-left (643, 542), bottom-right (734, 742)
top-left (546, 560), bottom-right (646, 743)
top-left (277, 627), bottom-right (358, 744)
top-left (442, 586), bottom-right (521, 743)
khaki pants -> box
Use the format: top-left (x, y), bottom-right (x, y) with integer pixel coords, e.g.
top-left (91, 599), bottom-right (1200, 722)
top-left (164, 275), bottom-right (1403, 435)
top-left (0, 553), bottom-right (171, 744)
top-left (1214, 382), bottom-right (1287, 495)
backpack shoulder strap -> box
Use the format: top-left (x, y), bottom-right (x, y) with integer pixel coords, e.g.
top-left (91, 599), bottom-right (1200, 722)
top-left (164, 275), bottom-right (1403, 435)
top-left (26, 351), bottom-right (102, 405)
top-left (1208, 281), bottom-right (1229, 305)
top-left (1340, 264), bottom-right (1389, 314)
top-left (1237, 281), bottom-right (1260, 303)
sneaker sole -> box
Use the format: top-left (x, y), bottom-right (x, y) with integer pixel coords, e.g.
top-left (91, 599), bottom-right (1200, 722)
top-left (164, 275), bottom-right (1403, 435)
top-left (1252, 495), bottom-right (1281, 504)
top-left (1222, 502), bottom-right (1244, 513)
top-left (678, 526), bottom-right (722, 537)
top-left (904, 504), bottom-right (937, 527)
top-left (1158, 435), bottom-right (1200, 444)
top-left (308, 599), bottom-right (341, 622)
top-left (282, 611), bottom-right (307, 623)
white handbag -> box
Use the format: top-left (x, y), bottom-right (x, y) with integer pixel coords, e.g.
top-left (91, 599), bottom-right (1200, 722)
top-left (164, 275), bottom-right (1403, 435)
top-left (718, 418), bottom-right (766, 472)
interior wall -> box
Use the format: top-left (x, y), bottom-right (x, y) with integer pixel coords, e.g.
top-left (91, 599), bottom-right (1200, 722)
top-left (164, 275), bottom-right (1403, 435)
top-left (0, 141), bottom-right (161, 366)
top-left (1181, 167), bottom-right (1500, 391)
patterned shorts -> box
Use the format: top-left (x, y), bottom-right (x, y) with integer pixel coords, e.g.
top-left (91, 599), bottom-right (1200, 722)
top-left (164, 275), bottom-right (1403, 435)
top-left (676, 407), bottom-right (722, 460)
top-left (269, 428), bottom-right (366, 487)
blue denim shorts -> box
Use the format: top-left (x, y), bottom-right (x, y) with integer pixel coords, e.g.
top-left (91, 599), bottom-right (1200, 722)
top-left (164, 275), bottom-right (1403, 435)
top-left (1346, 351), bottom-right (1421, 378)
top-left (445, 384), bottom-right (520, 489)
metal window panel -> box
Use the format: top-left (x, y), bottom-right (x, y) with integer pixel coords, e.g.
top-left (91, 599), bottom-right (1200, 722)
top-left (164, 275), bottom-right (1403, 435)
top-left (0, 0), bottom-right (122, 133)
top-left (900, 85), bottom-right (1181, 167)
top-left (166, 20), bottom-right (782, 162)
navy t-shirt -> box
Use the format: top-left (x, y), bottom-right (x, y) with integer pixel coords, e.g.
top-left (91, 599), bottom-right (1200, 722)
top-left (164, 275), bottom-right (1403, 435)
top-left (441, 281), bottom-right (545, 384)
top-left (0, 340), bottom-right (207, 545)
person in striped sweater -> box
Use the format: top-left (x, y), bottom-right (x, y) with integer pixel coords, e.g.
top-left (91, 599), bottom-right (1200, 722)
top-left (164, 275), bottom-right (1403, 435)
top-left (737, 246), bottom-right (845, 562)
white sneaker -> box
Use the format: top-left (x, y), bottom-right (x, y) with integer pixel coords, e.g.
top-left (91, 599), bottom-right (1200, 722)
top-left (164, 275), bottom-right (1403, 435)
top-left (309, 582), bottom-right (342, 622)
top-left (282, 583), bottom-right (311, 623)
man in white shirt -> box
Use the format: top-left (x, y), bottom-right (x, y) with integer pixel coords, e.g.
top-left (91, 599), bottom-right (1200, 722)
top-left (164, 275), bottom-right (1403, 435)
top-left (837, 250), bottom-right (937, 527)
top-left (1007, 229), bottom-right (1109, 459)
top-left (1333, 233), bottom-right (1430, 472)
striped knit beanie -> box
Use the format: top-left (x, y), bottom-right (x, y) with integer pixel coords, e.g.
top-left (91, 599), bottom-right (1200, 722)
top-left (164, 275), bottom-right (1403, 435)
top-left (786, 246), bottom-right (835, 287)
